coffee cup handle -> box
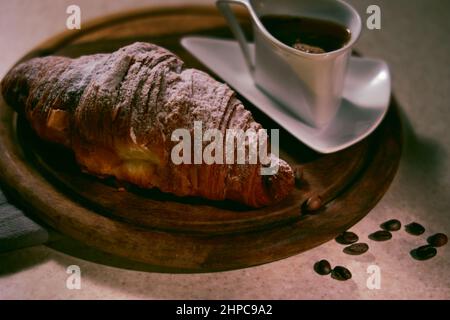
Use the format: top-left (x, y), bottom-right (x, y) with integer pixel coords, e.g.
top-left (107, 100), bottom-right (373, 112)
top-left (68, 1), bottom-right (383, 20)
top-left (216, 0), bottom-right (254, 72)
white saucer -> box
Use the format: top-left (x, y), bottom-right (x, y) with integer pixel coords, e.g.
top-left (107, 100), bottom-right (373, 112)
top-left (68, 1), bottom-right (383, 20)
top-left (181, 37), bottom-right (391, 154)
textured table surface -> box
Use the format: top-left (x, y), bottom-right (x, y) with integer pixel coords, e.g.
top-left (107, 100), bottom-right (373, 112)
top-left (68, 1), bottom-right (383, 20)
top-left (0, 0), bottom-right (449, 299)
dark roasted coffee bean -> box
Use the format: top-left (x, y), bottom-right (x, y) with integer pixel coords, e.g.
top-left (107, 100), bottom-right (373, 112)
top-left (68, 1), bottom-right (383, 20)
top-left (369, 230), bottom-right (392, 241)
top-left (331, 266), bottom-right (352, 281)
top-left (314, 260), bottom-right (332, 275)
top-left (427, 233), bottom-right (448, 247)
top-left (410, 245), bottom-right (437, 261)
top-left (343, 243), bottom-right (369, 255)
top-left (380, 219), bottom-right (401, 231)
top-left (303, 195), bottom-right (323, 212)
top-left (335, 231), bottom-right (359, 245)
top-left (405, 222), bottom-right (425, 235)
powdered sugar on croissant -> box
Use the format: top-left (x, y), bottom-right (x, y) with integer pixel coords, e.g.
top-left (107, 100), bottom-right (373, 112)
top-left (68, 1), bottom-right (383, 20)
top-left (1, 42), bottom-right (294, 207)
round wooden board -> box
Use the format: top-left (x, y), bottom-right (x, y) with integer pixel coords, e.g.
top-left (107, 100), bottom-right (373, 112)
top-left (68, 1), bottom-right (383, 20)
top-left (0, 6), bottom-right (402, 272)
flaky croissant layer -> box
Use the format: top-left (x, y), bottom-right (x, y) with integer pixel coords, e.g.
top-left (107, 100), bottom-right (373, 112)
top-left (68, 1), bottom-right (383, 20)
top-left (1, 42), bottom-right (294, 207)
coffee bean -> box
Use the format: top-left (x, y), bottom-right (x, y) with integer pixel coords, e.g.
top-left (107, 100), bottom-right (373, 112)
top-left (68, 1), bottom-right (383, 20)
top-left (331, 266), bottom-right (352, 281)
top-left (369, 230), bottom-right (392, 241)
top-left (405, 222), bottom-right (425, 235)
top-left (302, 195), bottom-right (323, 212)
top-left (343, 243), bottom-right (369, 255)
top-left (427, 233), bottom-right (448, 247)
top-left (335, 232), bottom-right (359, 245)
top-left (380, 219), bottom-right (401, 231)
top-left (314, 260), bottom-right (332, 275)
top-left (410, 245), bottom-right (437, 261)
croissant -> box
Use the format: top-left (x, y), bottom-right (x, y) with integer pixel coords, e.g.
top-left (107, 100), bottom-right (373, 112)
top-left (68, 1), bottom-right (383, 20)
top-left (1, 42), bottom-right (294, 207)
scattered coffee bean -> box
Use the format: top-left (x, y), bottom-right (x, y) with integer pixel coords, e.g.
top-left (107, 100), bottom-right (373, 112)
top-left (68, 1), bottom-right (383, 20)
top-left (335, 232), bottom-right (359, 245)
top-left (303, 195), bottom-right (323, 212)
top-left (314, 260), bottom-right (332, 275)
top-left (427, 233), bottom-right (448, 247)
top-left (331, 266), bottom-right (352, 281)
top-left (380, 219), bottom-right (401, 231)
top-left (410, 245), bottom-right (437, 261)
top-left (405, 222), bottom-right (425, 235)
top-left (343, 243), bottom-right (369, 255)
top-left (369, 230), bottom-right (392, 241)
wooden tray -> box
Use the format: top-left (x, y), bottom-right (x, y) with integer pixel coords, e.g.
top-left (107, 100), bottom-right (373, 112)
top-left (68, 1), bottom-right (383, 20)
top-left (0, 6), bottom-right (402, 272)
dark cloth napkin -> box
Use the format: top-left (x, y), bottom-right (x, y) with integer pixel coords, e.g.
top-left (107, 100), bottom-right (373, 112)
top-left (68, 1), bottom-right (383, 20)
top-left (0, 188), bottom-right (48, 252)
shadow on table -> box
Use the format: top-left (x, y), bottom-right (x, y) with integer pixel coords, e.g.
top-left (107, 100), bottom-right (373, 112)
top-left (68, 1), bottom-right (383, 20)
top-left (396, 103), bottom-right (448, 215)
top-left (47, 236), bottom-right (192, 274)
top-left (0, 246), bottom-right (50, 277)
top-left (46, 235), bottom-right (360, 299)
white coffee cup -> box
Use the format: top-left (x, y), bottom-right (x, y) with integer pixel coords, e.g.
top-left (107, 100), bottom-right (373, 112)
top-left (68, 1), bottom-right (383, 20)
top-left (216, 0), bottom-right (362, 127)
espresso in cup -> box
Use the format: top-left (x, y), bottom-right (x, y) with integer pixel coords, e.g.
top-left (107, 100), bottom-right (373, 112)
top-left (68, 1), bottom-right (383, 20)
top-left (260, 15), bottom-right (351, 54)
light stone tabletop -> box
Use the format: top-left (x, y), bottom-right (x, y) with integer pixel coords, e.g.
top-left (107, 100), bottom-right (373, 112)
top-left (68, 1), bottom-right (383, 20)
top-left (0, 0), bottom-right (449, 299)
